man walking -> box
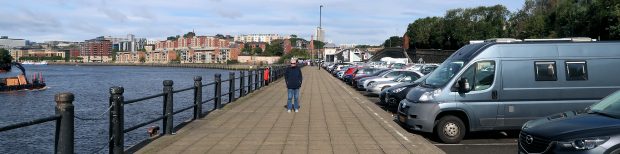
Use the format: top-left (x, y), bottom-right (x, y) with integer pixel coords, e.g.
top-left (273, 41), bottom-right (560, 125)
top-left (285, 58), bottom-right (303, 113)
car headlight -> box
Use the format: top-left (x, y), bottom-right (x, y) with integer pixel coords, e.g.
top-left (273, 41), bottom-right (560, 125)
top-left (392, 87), bottom-right (407, 93)
top-left (557, 137), bottom-right (609, 150)
top-left (418, 89), bottom-right (441, 102)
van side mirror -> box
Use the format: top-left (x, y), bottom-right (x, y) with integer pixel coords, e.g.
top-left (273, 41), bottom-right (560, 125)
top-left (458, 77), bottom-right (471, 93)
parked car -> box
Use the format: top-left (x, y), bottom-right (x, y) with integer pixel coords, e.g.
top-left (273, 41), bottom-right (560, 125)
top-left (351, 69), bottom-right (390, 86)
top-left (519, 90), bottom-right (620, 154)
top-left (359, 69), bottom-right (411, 90)
top-left (380, 75), bottom-right (428, 107)
top-left (366, 71), bottom-right (423, 95)
top-left (398, 39), bottom-right (620, 143)
top-left (420, 64), bottom-right (439, 74)
top-left (344, 67), bottom-right (373, 84)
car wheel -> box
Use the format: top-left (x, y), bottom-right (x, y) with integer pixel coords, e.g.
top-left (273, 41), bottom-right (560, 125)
top-left (435, 115), bottom-right (466, 144)
top-left (381, 86), bottom-right (391, 91)
top-left (367, 81), bottom-right (375, 87)
top-left (610, 148), bottom-right (620, 154)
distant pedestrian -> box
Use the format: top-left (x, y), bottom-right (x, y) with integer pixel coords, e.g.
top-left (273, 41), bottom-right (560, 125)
top-left (263, 67), bottom-right (270, 86)
top-left (285, 59), bottom-right (303, 113)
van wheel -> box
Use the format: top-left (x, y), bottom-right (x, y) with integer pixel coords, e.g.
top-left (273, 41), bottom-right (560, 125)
top-left (435, 115), bottom-right (465, 144)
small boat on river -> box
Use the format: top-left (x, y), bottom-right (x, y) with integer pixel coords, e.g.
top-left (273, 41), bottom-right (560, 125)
top-left (0, 62), bottom-right (46, 92)
top-left (21, 61), bottom-right (48, 65)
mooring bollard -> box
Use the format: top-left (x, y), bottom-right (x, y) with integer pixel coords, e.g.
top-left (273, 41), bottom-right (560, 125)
top-left (214, 74), bottom-right (222, 109)
top-left (162, 80), bottom-right (174, 135)
top-left (55, 92), bottom-right (74, 154)
top-left (109, 86), bottom-right (124, 154)
top-left (193, 76), bottom-right (202, 119)
top-left (239, 71), bottom-right (245, 97)
top-left (229, 72), bottom-right (235, 103)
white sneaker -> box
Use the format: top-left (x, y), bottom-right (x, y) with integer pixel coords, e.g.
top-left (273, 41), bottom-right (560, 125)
top-left (287, 109), bottom-right (291, 113)
top-left (295, 109), bottom-right (299, 113)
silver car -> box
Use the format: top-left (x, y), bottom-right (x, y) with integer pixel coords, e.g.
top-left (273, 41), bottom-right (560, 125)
top-left (360, 69), bottom-right (413, 90)
top-left (366, 72), bottom-right (423, 95)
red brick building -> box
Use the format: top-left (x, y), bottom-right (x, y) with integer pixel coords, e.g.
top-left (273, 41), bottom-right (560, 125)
top-left (84, 39), bottom-right (112, 57)
top-left (283, 39), bottom-right (292, 54)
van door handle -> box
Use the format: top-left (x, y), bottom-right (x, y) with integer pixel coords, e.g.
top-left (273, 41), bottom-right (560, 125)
top-left (492, 90), bottom-right (498, 100)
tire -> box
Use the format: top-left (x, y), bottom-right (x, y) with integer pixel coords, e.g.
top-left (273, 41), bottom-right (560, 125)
top-left (367, 81), bottom-right (375, 88)
top-left (381, 86), bottom-right (391, 92)
top-left (435, 115), bottom-right (466, 144)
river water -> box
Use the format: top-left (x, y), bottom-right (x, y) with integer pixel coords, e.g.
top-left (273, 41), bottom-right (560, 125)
top-left (0, 65), bottom-right (245, 153)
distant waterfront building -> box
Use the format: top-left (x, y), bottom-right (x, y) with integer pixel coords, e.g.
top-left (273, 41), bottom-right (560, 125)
top-left (152, 34), bottom-right (240, 64)
top-left (0, 36), bottom-right (28, 49)
top-left (83, 37), bottom-right (113, 62)
top-left (323, 43), bottom-right (339, 62)
top-left (234, 34), bottom-right (286, 44)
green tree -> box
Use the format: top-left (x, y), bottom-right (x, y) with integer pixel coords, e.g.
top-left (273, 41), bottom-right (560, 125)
top-left (382, 36), bottom-right (403, 48)
top-left (264, 42), bottom-right (284, 56)
top-left (111, 48), bottom-right (119, 62)
top-left (0, 48), bottom-right (13, 64)
top-left (312, 40), bottom-right (325, 49)
top-left (252, 47), bottom-right (263, 55)
top-left (242, 44), bottom-right (252, 55)
top-left (183, 31), bottom-right (196, 38)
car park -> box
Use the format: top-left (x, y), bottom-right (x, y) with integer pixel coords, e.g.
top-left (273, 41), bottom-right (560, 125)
top-left (398, 38), bottom-right (620, 144)
top-left (519, 90), bottom-right (620, 154)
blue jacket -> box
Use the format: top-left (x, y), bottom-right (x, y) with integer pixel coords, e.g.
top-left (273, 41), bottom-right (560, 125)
top-left (285, 66), bottom-right (303, 89)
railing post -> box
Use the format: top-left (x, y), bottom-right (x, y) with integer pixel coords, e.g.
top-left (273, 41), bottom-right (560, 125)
top-left (55, 92), bottom-right (74, 154)
top-left (239, 71), bottom-right (245, 97)
top-left (229, 72), bottom-right (235, 103)
top-left (193, 76), bottom-right (202, 119)
top-left (259, 68), bottom-right (263, 88)
top-left (248, 70), bottom-right (253, 93)
top-left (163, 80), bottom-right (174, 135)
top-left (109, 87), bottom-right (124, 154)
top-left (214, 74), bottom-right (222, 109)
top-left (255, 69), bottom-right (260, 89)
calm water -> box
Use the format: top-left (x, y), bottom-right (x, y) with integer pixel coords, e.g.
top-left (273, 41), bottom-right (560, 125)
top-left (0, 65), bottom-right (244, 153)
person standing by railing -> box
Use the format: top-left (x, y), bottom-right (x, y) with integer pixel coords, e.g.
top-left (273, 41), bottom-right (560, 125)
top-left (264, 67), bottom-right (270, 86)
top-left (285, 59), bottom-right (302, 113)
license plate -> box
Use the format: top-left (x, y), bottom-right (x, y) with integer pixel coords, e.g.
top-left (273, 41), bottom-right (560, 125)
top-left (399, 115), bottom-right (407, 123)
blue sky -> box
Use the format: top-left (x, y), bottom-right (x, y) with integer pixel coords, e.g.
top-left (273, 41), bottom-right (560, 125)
top-left (0, 0), bottom-right (524, 45)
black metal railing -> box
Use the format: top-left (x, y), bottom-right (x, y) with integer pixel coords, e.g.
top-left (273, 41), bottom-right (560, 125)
top-left (108, 65), bottom-right (287, 154)
top-left (0, 93), bottom-right (75, 154)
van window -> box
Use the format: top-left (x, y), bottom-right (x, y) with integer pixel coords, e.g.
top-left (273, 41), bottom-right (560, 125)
top-left (535, 61), bottom-right (557, 81)
top-left (460, 61), bottom-right (496, 91)
top-left (566, 61), bottom-right (588, 81)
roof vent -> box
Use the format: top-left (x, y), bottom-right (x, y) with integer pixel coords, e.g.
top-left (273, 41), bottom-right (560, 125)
top-left (484, 38), bottom-right (522, 43)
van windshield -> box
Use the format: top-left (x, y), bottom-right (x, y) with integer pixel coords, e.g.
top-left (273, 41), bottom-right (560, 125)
top-left (421, 60), bottom-right (465, 88)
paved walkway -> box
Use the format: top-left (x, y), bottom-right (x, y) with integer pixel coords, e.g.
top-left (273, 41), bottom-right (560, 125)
top-left (137, 67), bottom-right (443, 154)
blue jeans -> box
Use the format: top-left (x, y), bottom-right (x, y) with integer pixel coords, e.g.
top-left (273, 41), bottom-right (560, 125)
top-left (287, 89), bottom-right (300, 110)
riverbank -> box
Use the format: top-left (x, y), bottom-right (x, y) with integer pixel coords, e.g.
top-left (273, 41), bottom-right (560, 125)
top-left (48, 62), bottom-right (279, 70)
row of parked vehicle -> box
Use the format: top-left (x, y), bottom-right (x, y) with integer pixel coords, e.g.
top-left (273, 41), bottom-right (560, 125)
top-left (323, 38), bottom-right (620, 154)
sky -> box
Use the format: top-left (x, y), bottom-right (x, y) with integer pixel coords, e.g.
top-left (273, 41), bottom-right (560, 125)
top-left (0, 0), bottom-right (525, 45)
